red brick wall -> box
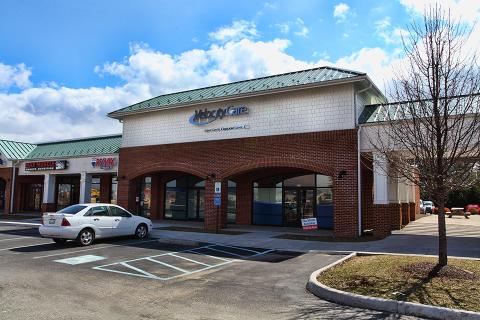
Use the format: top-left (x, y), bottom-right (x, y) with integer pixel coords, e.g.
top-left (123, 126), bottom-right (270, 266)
top-left (0, 167), bottom-right (13, 214)
top-left (118, 129), bottom-right (359, 237)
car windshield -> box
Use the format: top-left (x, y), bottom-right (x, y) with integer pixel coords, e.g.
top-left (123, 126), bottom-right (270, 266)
top-left (59, 205), bottom-right (87, 214)
top-left (424, 201), bottom-right (433, 206)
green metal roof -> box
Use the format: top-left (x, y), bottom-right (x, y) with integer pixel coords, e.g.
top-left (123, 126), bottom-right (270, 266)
top-left (359, 94), bottom-right (480, 124)
top-left (25, 134), bottom-right (122, 160)
top-left (0, 139), bottom-right (37, 160)
top-left (108, 66), bottom-right (366, 118)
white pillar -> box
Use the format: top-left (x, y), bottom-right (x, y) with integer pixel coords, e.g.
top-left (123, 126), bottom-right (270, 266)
top-left (79, 172), bottom-right (92, 204)
top-left (43, 174), bottom-right (56, 204)
top-left (373, 153), bottom-right (389, 204)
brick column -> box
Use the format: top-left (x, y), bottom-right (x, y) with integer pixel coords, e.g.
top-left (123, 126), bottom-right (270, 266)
top-left (99, 174), bottom-right (112, 203)
top-left (118, 179), bottom-right (137, 213)
top-left (401, 202), bottom-right (410, 226)
top-left (333, 172), bottom-right (358, 238)
top-left (204, 179), bottom-right (227, 231)
top-left (150, 175), bottom-right (160, 219)
top-left (390, 203), bottom-right (402, 230)
top-left (235, 176), bottom-right (252, 225)
top-left (409, 202), bottom-right (416, 221)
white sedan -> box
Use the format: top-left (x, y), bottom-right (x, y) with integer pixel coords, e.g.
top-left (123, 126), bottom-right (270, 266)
top-left (39, 203), bottom-right (153, 246)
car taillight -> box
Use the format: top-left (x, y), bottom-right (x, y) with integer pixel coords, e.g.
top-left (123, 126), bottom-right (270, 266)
top-left (61, 218), bottom-right (71, 226)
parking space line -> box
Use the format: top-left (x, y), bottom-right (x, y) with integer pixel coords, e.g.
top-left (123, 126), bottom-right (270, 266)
top-left (0, 221), bottom-right (41, 226)
top-left (32, 238), bottom-right (159, 259)
top-left (168, 253), bottom-right (212, 267)
top-left (119, 262), bottom-right (162, 279)
top-left (204, 247), bottom-right (247, 258)
top-left (185, 249), bottom-right (235, 262)
top-left (215, 245), bottom-right (264, 254)
top-left (145, 257), bottom-right (190, 273)
top-left (0, 241), bottom-right (52, 251)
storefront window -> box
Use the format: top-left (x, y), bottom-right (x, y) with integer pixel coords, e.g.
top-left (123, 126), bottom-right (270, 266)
top-left (56, 176), bottom-right (80, 211)
top-left (165, 175), bottom-right (205, 220)
top-left (253, 178), bottom-right (283, 225)
top-left (138, 176), bottom-right (151, 217)
top-left (227, 180), bottom-right (236, 223)
top-left (111, 175), bottom-right (118, 204)
top-left (90, 177), bottom-right (101, 203)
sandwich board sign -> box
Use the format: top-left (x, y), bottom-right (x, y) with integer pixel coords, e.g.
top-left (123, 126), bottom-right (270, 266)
top-left (301, 218), bottom-right (318, 230)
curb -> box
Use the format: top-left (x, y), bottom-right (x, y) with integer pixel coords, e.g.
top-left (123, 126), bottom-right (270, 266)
top-left (306, 252), bottom-right (480, 320)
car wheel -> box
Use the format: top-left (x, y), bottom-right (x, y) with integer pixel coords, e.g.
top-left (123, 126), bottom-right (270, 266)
top-left (135, 223), bottom-right (148, 239)
top-left (77, 228), bottom-right (95, 246)
top-left (52, 238), bottom-right (67, 244)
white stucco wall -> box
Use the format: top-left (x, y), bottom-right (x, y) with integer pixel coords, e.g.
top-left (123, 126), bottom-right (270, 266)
top-left (121, 84), bottom-right (356, 148)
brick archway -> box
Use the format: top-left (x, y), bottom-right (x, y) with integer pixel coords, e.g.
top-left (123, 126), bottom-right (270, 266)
top-left (219, 156), bottom-right (336, 179)
top-left (124, 162), bottom-right (208, 181)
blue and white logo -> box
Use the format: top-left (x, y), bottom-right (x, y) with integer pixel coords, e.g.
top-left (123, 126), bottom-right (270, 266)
top-left (189, 106), bottom-right (249, 126)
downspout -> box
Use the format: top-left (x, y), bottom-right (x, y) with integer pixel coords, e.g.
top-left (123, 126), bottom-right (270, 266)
top-left (10, 160), bottom-right (17, 214)
top-left (355, 83), bottom-right (372, 236)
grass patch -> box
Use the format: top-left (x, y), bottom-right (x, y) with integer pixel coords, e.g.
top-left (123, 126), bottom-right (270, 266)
top-left (154, 226), bottom-right (249, 235)
top-left (273, 234), bottom-right (384, 242)
top-left (318, 255), bottom-right (480, 312)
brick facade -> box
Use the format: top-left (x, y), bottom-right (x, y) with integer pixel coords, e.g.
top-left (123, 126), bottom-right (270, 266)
top-left (118, 129), bottom-right (359, 237)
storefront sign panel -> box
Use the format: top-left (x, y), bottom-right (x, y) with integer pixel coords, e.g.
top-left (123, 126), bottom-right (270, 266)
top-left (91, 157), bottom-right (116, 170)
top-left (25, 160), bottom-right (68, 171)
top-left (301, 218), bottom-right (318, 230)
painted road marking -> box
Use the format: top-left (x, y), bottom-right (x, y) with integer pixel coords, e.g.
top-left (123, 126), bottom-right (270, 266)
top-left (0, 221), bottom-right (41, 226)
top-left (33, 238), bottom-right (159, 259)
top-left (93, 245), bottom-right (275, 281)
top-left (55, 255), bottom-right (106, 265)
top-left (203, 247), bottom-right (247, 258)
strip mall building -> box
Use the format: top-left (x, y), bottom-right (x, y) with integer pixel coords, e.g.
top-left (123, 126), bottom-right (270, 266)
top-left (0, 67), bottom-right (420, 237)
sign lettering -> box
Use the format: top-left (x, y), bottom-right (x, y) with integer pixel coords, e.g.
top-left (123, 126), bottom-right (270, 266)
top-left (189, 106), bottom-right (248, 126)
top-left (25, 160), bottom-right (68, 171)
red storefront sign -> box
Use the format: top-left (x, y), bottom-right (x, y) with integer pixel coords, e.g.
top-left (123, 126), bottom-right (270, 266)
top-left (91, 157), bottom-right (116, 170)
top-left (25, 160), bottom-right (68, 171)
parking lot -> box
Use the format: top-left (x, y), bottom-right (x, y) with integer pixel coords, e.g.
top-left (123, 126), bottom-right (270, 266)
top-left (0, 222), bottom-right (417, 320)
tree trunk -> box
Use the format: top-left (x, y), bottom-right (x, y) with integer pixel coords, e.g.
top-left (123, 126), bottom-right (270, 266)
top-left (437, 196), bottom-right (448, 266)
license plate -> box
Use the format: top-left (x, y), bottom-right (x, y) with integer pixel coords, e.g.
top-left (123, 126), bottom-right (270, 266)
top-left (49, 218), bottom-right (56, 224)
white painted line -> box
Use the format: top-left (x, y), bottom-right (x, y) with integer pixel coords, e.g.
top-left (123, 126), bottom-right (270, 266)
top-left (0, 241), bottom-right (52, 251)
top-left (55, 255), bottom-right (106, 265)
top-left (168, 253), bottom-right (212, 267)
top-left (33, 238), bottom-right (159, 259)
top-left (0, 236), bottom-right (39, 242)
top-left (94, 265), bottom-right (165, 280)
top-left (146, 257), bottom-right (189, 273)
top-left (0, 221), bottom-right (41, 226)
top-left (214, 244), bottom-right (264, 255)
top-left (204, 247), bottom-right (246, 258)
top-left (120, 262), bottom-right (161, 279)
top-left (185, 249), bottom-right (234, 262)
top-left (162, 260), bottom-right (235, 280)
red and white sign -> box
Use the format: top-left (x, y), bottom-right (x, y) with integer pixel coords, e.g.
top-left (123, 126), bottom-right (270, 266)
top-left (91, 157), bottom-right (116, 170)
top-left (25, 160), bottom-right (68, 171)
top-left (301, 218), bottom-right (318, 230)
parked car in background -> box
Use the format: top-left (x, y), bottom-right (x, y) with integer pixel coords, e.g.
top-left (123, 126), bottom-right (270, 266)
top-left (465, 204), bottom-right (480, 214)
top-left (423, 201), bottom-right (434, 214)
top-left (39, 204), bottom-right (153, 246)
top-left (419, 200), bottom-right (424, 213)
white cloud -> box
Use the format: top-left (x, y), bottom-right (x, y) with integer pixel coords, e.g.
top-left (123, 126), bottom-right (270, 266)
top-left (0, 62), bottom-right (32, 91)
top-left (208, 20), bottom-right (258, 42)
top-left (293, 18), bottom-right (309, 37)
top-left (399, 0), bottom-right (480, 24)
top-left (275, 22), bottom-right (290, 34)
top-left (333, 3), bottom-right (350, 21)
top-left (375, 17), bottom-right (408, 44)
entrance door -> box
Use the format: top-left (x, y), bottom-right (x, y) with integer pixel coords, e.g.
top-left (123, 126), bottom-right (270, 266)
top-left (0, 179), bottom-right (5, 211)
top-left (24, 184), bottom-right (43, 212)
top-left (283, 188), bottom-right (315, 227)
top-left (56, 177), bottom-right (80, 211)
top-left (187, 189), bottom-right (205, 220)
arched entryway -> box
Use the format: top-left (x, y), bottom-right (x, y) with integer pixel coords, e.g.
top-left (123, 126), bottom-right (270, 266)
top-left (0, 178), bottom-right (6, 212)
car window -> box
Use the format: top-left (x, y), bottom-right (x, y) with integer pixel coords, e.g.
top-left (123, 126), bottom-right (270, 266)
top-left (110, 206), bottom-right (132, 217)
top-left (85, 206), bottom-right (110, 217)
top-left (59, 205), bottom-right (87, 214)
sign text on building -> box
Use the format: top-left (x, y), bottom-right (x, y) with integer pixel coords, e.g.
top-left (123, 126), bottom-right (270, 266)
top-left (91, 157), bottom-right (116, 170)
top-left (189, 106), bottom-right (248, 126)
top-left (25, 160), bottom-right (68, 171)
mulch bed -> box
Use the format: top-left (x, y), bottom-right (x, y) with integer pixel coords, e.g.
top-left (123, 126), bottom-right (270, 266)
top-left (400, 262), bottom-right (479, 281)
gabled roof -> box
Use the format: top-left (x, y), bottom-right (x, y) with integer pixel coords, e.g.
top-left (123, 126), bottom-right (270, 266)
top-left (108, 66), bottom-right (367, 119)
top-left (25, 134), bottom-right (122, 160)
top-left (0, 139), bottom-right (37, 160)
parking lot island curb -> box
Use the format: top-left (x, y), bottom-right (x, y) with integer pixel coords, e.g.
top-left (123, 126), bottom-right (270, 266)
top-left (306, 252), bottom-right (480, 320)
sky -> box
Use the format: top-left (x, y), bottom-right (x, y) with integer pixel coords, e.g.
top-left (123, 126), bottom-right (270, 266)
top-left (0, 0), bottom-right (478, 143)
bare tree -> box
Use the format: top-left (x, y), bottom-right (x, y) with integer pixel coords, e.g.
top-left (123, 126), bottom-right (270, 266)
top-left (367, 5), bottom-right (480, 267)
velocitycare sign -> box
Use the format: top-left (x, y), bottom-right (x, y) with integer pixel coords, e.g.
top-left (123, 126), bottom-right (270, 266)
top-left (189, 105), bottom-right (248, 126)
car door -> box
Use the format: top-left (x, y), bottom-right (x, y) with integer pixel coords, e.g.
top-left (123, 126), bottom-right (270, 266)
top-left (86, 205), bottom-right (114, 238)
top-left (109, 206), bottom-right (135, 236)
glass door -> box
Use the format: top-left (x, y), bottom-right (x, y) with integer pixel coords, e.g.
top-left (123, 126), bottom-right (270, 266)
top-left (24, 184), bottom-right (43, 212)
top-left (283, 188), bottom-right (315, 227)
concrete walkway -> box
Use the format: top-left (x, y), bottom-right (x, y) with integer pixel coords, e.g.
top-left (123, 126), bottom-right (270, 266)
top-left (393, 214), bottom-right (480, 237)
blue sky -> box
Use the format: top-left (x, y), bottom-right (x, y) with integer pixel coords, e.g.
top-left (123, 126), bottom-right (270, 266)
top-left (0, 0), bottom-right (478, 142)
